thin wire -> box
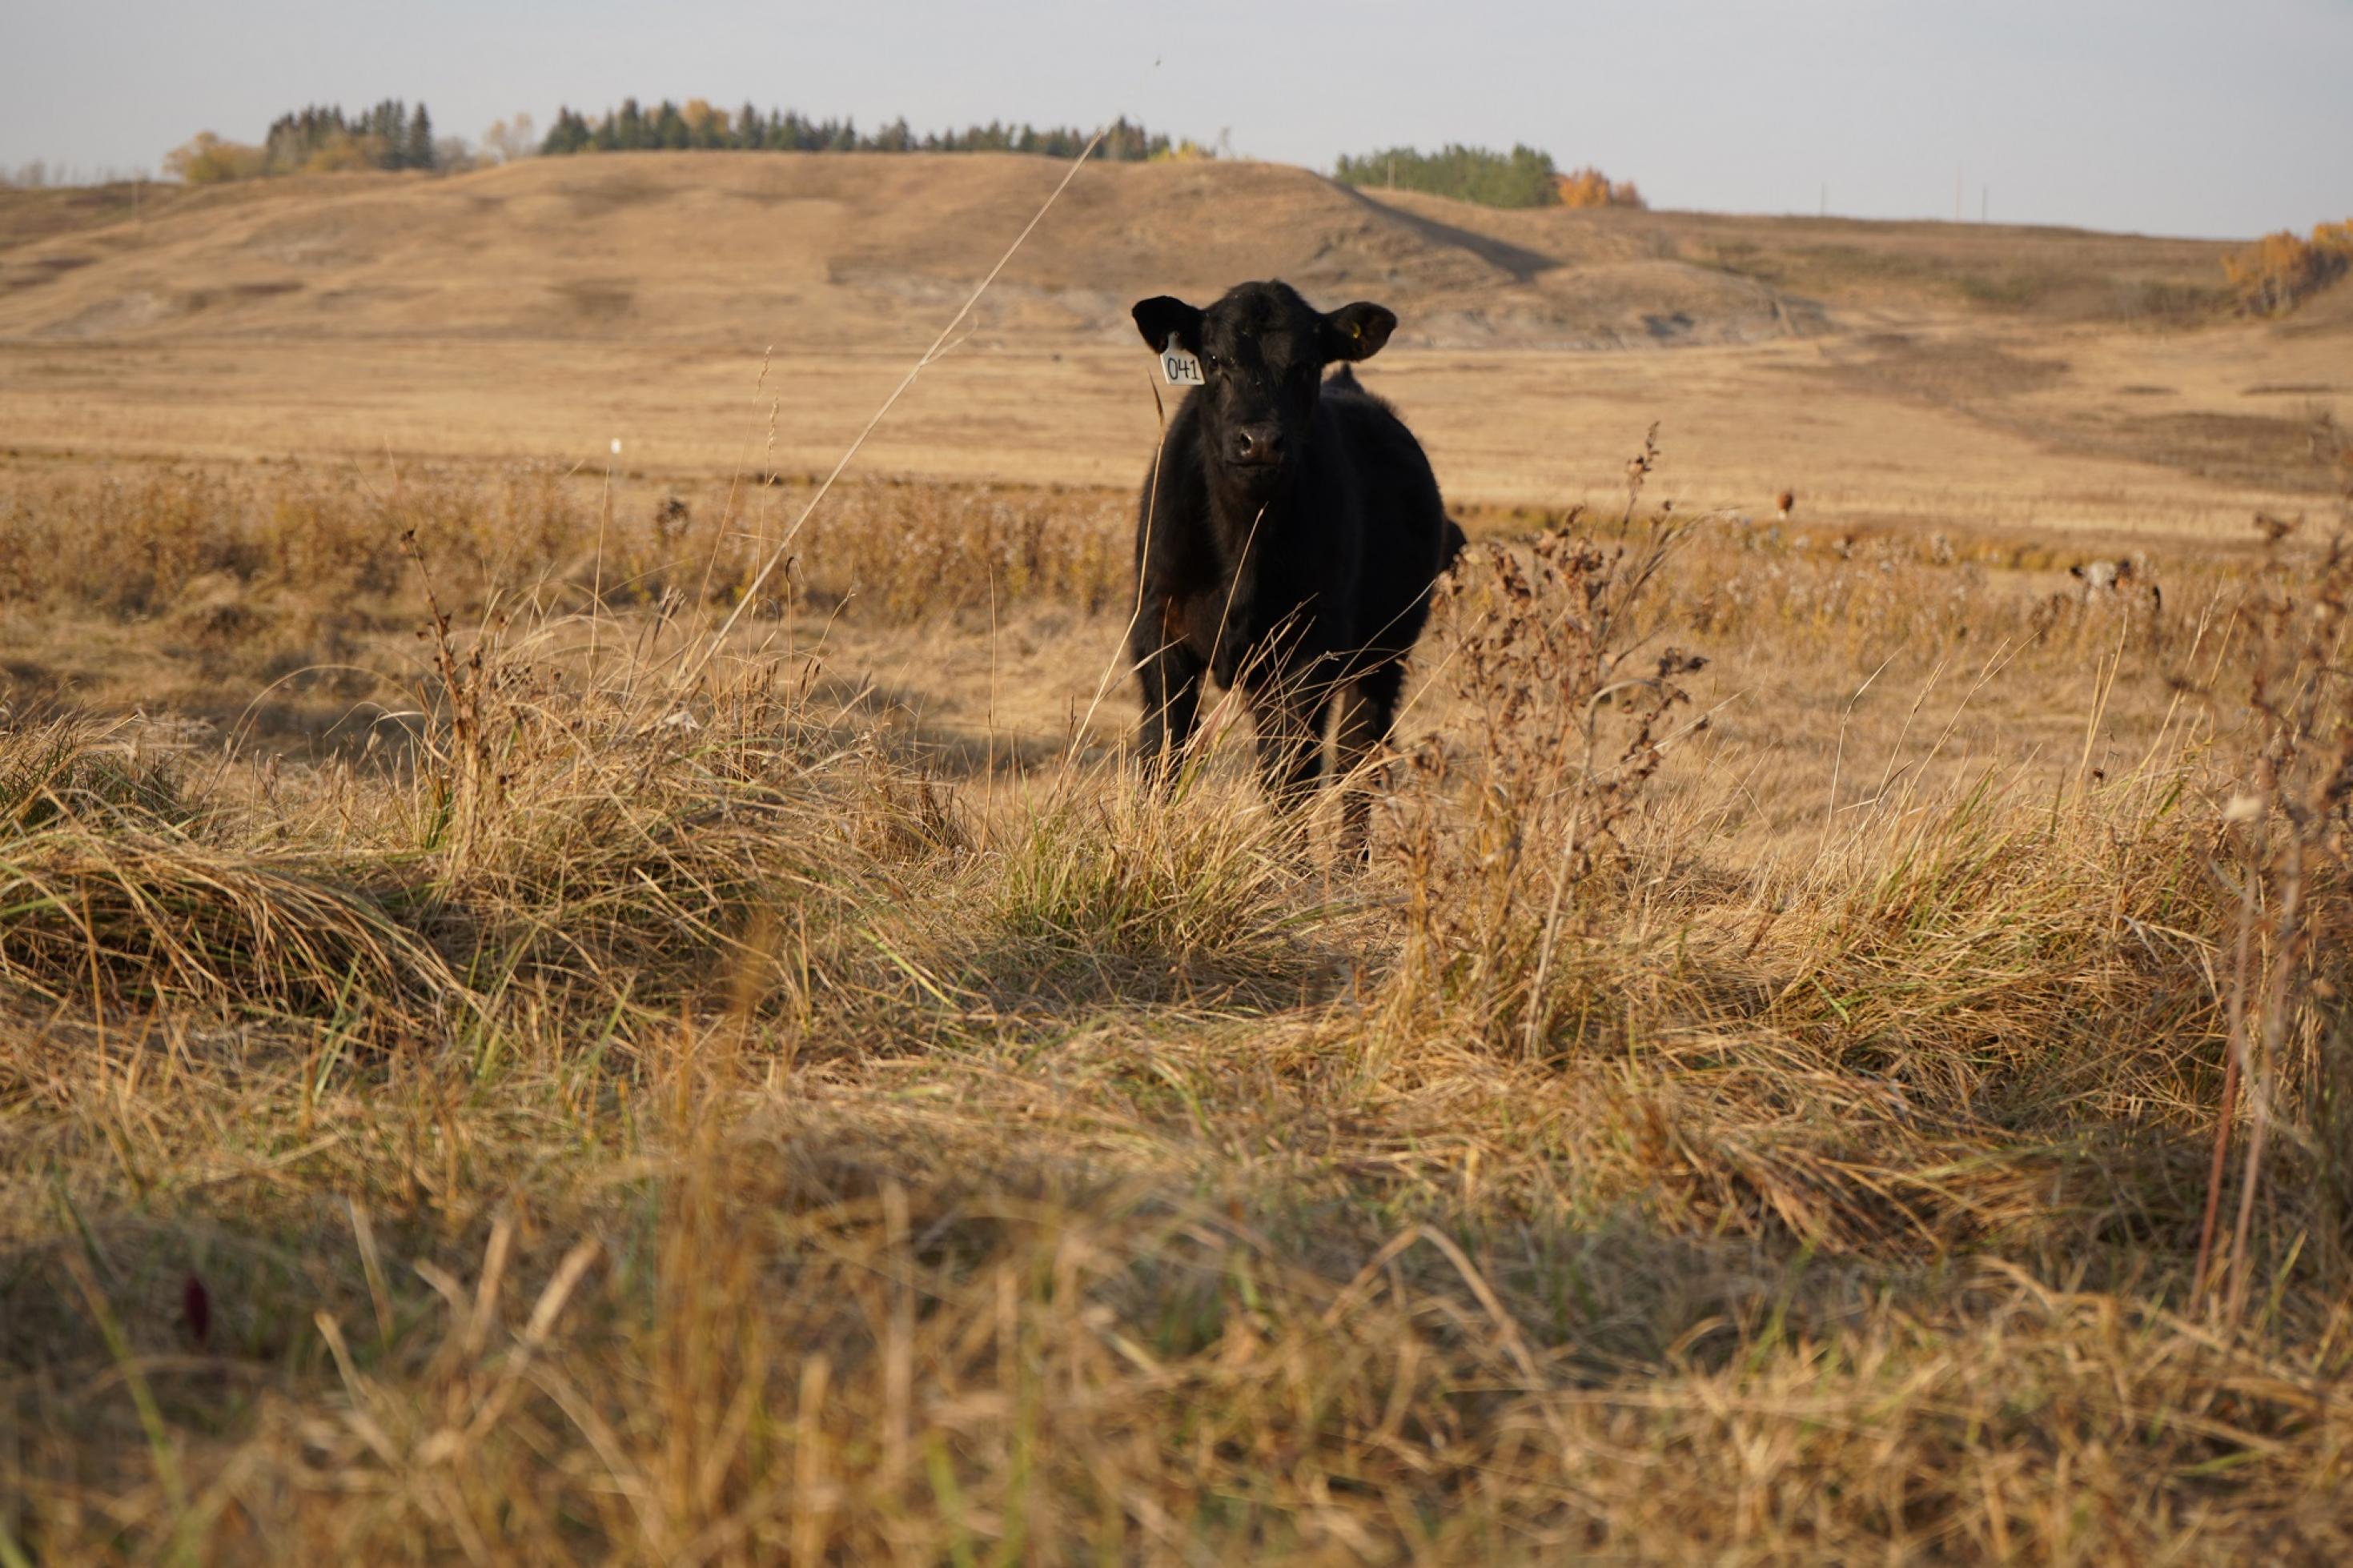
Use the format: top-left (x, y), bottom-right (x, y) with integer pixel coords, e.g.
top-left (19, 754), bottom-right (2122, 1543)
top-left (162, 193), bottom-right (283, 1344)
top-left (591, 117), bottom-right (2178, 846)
top-left (673, 127), bottom-right (1107, 696)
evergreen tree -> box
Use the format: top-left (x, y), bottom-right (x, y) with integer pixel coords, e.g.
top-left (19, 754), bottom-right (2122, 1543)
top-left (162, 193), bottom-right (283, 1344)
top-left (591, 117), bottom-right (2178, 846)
top-left (540, 107), bottom-right (591, 156)
top-left (370, 100), bottom-right (406, 166)
top-left (406, 103), bottom-right (434, 170)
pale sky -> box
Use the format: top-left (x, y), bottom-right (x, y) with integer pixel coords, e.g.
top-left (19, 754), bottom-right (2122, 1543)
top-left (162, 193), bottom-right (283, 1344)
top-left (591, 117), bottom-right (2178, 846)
top-left (3, 0), bottom-right (2348, 239)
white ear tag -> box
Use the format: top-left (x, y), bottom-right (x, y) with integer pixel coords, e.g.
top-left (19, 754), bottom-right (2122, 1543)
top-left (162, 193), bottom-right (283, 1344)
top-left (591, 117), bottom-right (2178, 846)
top-left (1159, 339), bottom-right (1203, 387)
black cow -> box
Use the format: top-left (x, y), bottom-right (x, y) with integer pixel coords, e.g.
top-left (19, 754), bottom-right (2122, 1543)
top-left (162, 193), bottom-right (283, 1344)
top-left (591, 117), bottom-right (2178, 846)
top-left (1128, 279), bottom-right (1464, 853)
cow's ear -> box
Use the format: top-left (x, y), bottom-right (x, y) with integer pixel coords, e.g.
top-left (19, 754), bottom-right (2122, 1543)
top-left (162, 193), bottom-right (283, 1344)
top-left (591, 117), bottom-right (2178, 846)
top-left (1132, 296), bottom-right (1203, 355)
top-left (1322, 301), bottom-right (1396, 363)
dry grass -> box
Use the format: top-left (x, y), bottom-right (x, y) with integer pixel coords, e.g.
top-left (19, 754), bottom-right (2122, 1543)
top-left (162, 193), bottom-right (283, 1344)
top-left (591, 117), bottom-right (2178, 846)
top-left (3, 413), bottom-right (2351, 1563)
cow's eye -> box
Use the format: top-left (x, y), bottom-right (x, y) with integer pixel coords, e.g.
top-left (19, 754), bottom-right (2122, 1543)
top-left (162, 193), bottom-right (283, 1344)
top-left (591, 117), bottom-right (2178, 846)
top-left (1201, 352), bottom-right (1223, 373)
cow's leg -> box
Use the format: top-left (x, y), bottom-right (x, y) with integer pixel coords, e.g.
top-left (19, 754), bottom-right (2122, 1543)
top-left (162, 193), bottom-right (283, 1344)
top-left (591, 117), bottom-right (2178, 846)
top-left (1134, 633), bottom-right (1207, 787)
top-left (1247, 671), bottom-right (1329, 820)
top-left (1333, 662), bottom-right (1404, 862)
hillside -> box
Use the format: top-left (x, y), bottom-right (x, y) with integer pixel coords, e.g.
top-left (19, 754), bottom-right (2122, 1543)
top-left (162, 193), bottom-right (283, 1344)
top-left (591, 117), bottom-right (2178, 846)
top-left (0, 152), bottom-right (2250, 351)
top-left (0, 153), bottom-right (2343, 530)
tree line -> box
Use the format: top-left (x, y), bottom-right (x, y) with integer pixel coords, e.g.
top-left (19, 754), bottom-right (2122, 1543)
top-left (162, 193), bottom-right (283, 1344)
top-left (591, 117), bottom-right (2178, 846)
top-left (268, 102), bottom-right (440, 171)
top-left (167, 100), bottom-right (449, 183)
top-left (163, 101), bottom-right (1210, 185)
top-left (537, 101), bottom-right (1195, 162)
top-left (1335, 143), bottom-right (1644, 211)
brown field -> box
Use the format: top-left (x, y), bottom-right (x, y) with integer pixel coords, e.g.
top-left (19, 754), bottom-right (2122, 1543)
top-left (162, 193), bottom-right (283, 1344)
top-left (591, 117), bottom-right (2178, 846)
top-left (3, 152), bottom-right (2351, 1562)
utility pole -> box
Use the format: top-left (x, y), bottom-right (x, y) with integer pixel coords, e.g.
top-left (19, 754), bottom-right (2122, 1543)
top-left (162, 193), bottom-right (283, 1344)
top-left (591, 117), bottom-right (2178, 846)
top-left (1981, 184), bottom-right (1988, 224)
top-left (1820, 181), bottom-right (1827, 219)
top-left (1954, 165), bottom-right (1963, 223)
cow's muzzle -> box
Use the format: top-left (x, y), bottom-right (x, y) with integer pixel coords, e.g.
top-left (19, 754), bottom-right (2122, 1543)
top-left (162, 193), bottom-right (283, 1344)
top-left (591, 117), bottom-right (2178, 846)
top-left (1228, 422), bottom-right (1287, 468)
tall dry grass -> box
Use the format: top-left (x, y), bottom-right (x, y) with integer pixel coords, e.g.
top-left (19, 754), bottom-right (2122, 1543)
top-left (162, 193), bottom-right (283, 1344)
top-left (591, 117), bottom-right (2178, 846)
top-left (2, 422), bottom-right (2351, 1561)
top-left (0, 460), bottom-right (1130, 629)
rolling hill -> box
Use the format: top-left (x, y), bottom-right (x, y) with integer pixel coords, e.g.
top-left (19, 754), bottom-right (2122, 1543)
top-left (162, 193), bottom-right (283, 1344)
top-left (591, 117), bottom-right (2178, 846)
top-left (0, 152), bottom-right (2249, 351)
top-left (0, 154), bottom-right (2343, 531)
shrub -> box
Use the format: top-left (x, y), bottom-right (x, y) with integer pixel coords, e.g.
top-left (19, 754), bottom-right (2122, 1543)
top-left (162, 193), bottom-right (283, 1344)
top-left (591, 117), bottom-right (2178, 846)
top-left (1553, 166), bottom-right (1644, 209)
top-left (162, 131), bottom-right (267, 185)
top-left (1383, 427), bottom-right (1703, 1057)
top-left (2223, 220), bottom-right (2353, 315)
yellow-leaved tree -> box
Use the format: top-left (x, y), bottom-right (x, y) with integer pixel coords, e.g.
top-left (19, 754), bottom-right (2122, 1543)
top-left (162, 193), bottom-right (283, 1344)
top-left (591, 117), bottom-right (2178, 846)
top-left (163, 132), bottom-right (267, 184)
top-left (2224, 220), bottom-right (2353, 315)
top-left (1553, 166), bottom-right (1644, 209)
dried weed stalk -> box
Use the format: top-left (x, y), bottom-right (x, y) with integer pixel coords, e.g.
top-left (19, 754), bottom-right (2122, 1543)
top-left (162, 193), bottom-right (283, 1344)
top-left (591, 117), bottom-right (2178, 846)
top-left (2194, 419), bottom-right (2353, 1313)
top-left (1387, 426), bottom-right (1708, 1059)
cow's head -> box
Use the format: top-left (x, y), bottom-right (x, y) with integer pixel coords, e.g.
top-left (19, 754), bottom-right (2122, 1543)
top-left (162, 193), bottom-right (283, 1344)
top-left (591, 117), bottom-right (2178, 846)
top-left (1131, 281), bottom-right (1395, 497)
